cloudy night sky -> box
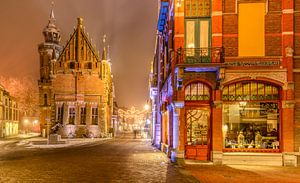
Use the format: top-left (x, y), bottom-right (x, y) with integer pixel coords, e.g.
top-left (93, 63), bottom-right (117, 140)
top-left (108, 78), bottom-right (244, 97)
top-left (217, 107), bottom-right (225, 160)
top-left (0, 0), bottom-right (158, 108)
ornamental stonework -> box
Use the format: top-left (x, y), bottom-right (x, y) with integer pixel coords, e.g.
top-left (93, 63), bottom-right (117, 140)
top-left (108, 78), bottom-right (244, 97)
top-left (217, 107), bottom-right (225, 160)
top-left (222, 71), bottom-right (287, 88)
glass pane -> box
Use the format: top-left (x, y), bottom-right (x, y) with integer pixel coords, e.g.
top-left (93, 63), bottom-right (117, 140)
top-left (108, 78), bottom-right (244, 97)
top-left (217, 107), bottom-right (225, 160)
top-left (223, 102), bottom-right (280, 150)
top-left (185, 85), bottom-right (191, 100)
top-left (186, 109), bottom-right (209, 145)
top-left (257, 83), bottom-right (265, 100)
top-left (186, 21), bottom-right (195, 56)
top-left (222, 86), bottom-right (228, 100)
top-left (203, 85), bottom-right (210, 100)
top-left (191, 83), bottom-right (198, 100)
top-left (251, 82), bottom-right (257, 100)
top-left (199, 20), bottom-right (209, 48)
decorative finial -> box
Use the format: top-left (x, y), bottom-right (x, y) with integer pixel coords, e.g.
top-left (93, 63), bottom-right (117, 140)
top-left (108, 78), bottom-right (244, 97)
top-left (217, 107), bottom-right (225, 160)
top-left (103, 34), bottom-right (107, 44)
top-left (50, 1), bottom-right (55, 20)
top-left (77, 17), bottom-right (83, 29)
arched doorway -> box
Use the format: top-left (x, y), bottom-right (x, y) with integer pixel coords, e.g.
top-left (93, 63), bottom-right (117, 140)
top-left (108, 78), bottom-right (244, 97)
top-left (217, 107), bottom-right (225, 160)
top-left (184, 81), bottom-right (211, 160)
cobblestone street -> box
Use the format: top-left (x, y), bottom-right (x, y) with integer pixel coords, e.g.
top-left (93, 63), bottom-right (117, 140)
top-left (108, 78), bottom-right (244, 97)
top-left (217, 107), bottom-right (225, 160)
top-left (0, 134), bottom-right (198, 183)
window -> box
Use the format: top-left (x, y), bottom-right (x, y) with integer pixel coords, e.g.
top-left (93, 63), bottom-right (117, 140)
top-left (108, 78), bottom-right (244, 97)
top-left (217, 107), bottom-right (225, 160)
top-left (44, 94), bottom-right (48, 106)
top-left (69, 107), bottom-right (75, 125)
top-left (185, 0), bottom-right (211, 17)
top-left (222, 81), bottom-right (280, 151)
top-left (57, 106), bottom-right (64, 123)
top-left (80, 107), bottom-right (86, 125)
top-left (69, 62), bottom-right (75, 69)
top-left (222, 81), bottom-right (279, 101)
top-left (185, 19), bottom-right (210, 58)
top-left (186, 109), bottom-right (210, 145)
top-left (185, 82), bottom-right (210, 101)
top-left (92, 107), bottom-right (98, 125)
top-left (238, 3), bottom-right (265, 56)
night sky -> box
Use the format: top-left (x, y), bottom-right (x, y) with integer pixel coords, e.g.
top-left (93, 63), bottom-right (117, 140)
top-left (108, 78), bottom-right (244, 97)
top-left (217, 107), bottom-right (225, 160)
top-left (0, 0), bottom-right (158, 108)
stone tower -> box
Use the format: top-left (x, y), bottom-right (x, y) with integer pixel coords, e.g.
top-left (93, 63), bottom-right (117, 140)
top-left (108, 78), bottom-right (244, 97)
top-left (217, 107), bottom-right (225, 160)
top-left (38, 4), bottom-right (63, 137)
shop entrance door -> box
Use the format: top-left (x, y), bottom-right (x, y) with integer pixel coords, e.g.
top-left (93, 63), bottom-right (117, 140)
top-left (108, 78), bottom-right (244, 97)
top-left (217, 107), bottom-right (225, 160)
top-left (185, 107), bottom-right (210, 160)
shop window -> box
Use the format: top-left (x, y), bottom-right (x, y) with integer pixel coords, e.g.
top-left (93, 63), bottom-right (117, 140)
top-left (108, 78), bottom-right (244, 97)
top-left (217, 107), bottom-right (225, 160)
top-left (92, 107), bottom-right (98, 125)
top-left (222, 81), bottom-right (280, 151)
top-left (80, 107), bottom-right (86, 125)
top-left (68, 107), bottom-right (75, 125)
top-left (185, 82), bottom-right (210, 101)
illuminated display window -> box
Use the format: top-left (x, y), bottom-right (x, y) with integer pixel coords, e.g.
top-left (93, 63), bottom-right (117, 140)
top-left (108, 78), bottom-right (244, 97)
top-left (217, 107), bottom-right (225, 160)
top-left (222, 81), bottom-right (280, 151)
top-left (185, 82), bottom-right (210, 101)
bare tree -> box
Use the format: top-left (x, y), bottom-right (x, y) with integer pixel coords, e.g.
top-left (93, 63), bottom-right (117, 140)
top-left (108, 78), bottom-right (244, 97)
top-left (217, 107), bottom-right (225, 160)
top-left (0, 75), bottom-right (39, 117)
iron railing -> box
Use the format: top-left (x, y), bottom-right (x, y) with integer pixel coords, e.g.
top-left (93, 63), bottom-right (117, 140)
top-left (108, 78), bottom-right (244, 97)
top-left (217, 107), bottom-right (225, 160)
top-left (176, 47), bottom-right (224, 64)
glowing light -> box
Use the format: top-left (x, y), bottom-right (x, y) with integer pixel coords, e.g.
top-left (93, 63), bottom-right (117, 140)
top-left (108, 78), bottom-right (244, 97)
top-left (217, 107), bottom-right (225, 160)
top-left (24, 119), bottom-right (29, 124)
top-left (176, 0), bottom-right (182, 7)
top-left (223, 125), bottom-right (228, 132)
top-left (187, 43), bottom-right (195, 48)
top-left (33, 120), bottom-right (38, 124)
top-left (144, 104), bottom-right (150, 111)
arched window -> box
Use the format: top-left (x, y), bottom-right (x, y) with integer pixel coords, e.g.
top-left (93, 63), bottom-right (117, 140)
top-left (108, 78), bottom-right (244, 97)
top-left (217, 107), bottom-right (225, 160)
top-left (222, 81), bottom-right (280, 152)
top-left (185, 82), bottom-right (210, 101)
top-left (222, 81), bottom-right (279, 101)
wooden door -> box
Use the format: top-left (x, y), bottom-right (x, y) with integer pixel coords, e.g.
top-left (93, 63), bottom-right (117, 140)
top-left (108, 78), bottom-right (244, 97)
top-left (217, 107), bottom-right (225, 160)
top-left (185, 108), bottom-right (210, 160)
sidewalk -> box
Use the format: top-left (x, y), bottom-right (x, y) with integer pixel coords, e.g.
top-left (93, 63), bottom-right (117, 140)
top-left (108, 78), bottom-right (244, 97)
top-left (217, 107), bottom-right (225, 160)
top-left (0, 133), bottom-right (112, 149)
top-left (184, 164), bottom-right (300, 183)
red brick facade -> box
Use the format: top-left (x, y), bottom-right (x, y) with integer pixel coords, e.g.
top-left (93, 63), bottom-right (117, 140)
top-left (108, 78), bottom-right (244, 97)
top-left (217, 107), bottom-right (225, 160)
top-left (150, 0), bottom-right (299, 166)
top-left (38, 12), bottom-right (113, 138)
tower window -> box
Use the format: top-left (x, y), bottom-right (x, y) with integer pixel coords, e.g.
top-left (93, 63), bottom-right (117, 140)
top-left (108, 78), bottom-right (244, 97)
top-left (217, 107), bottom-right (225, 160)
top-left (44, 94), bottom-right (48, 106)
top-left (69, 62), bottom-right (75, 69)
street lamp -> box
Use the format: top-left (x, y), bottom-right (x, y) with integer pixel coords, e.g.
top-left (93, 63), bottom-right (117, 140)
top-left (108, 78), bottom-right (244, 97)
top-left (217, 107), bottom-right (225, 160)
top-left (144, 104), bottom-right (150, 111)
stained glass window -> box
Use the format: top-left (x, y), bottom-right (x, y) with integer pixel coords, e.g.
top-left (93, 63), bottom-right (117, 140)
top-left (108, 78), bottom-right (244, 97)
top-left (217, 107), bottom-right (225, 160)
top-left (185, 0), bottom-right (211, 17)
top-left (185, 82), bottom-right (210, 101)
top-left (222, 81), bottom-right (279, 101)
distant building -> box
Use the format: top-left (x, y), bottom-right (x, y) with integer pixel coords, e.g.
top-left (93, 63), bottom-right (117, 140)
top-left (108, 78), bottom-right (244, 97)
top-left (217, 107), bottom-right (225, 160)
top-left (0, 84), bottom-right (19, 138)
top-left (38, 7), bottom-right (114, 138)
top-left (150, 0), bottom-right (299, 166)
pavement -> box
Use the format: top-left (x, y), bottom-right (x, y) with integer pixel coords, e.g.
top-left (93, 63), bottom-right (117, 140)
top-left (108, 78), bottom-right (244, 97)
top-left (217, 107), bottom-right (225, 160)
top-left (0, 132), bottom-right (198, 183)
top-left (1, 132), bottom-right (300, 182)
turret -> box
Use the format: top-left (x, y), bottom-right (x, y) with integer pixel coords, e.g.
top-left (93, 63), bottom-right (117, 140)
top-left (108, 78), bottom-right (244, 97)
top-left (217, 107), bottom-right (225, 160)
top-left (43, 2), bottom-right (61, 44)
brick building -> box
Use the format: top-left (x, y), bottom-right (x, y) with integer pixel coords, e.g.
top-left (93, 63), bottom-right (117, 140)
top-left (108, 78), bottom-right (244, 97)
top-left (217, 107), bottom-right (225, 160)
top-left (0, 84), bottom-right (19, 138)
top-left (150, 0), bottom-right (299, 166)
top-left (38, 8), bottom-right (114, 138)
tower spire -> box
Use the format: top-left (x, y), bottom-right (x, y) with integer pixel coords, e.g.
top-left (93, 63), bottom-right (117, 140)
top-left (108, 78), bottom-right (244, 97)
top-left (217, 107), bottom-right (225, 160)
top-left (102, 34), bottom-right (107, 60)
top-left (48, 2), bottom-right (56, 26)
top-left (42, 1), bottom-right (61, 44)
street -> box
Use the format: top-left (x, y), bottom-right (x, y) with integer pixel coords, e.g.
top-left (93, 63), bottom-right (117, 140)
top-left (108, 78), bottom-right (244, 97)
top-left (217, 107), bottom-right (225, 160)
top-left (0, 134), bottom-right (198, 183)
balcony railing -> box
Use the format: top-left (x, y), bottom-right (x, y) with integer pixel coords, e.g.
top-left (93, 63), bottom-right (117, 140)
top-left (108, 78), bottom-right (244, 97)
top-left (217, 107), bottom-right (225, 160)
top-left (176, 47), bottom-right (224, 64)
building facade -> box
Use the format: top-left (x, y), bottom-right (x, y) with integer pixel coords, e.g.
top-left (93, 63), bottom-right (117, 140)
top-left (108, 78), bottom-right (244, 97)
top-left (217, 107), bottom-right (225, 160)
top-left (0, 85), bottom-right (19, 138)
top-left (150, 0), bottom-right (299, 166)
top-left (38, 8), bottom-right (114, 138)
